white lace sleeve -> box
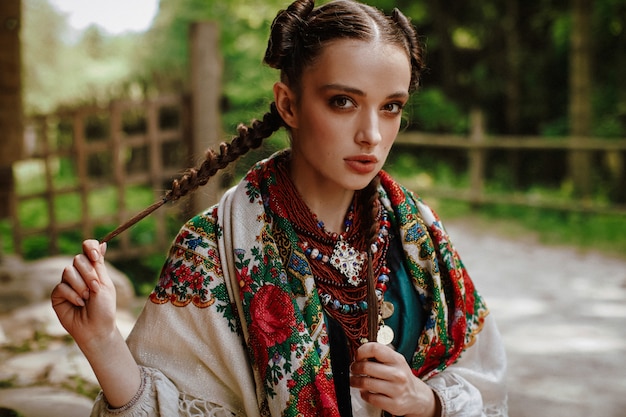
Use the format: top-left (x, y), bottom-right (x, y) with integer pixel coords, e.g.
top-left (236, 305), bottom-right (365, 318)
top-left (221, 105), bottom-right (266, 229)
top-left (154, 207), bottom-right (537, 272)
top-left (90, 366), bottom-right (240, 417)
top-left (426, 314), bottom-right (509, 417)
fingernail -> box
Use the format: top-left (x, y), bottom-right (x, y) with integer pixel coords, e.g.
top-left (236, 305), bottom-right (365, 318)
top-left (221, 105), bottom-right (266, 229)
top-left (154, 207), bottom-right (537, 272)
top-left (90, 280), bottom-right (100, 292)
top-left (76, 297), bottom-right (85, 307)
top-left (82, 290), bottom-right (90, 300)
top-left (90, 249), bottom-right (100, 262)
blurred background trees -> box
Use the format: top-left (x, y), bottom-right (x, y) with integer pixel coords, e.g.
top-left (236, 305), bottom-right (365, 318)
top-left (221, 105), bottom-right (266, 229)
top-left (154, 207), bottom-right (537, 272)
top-left (19, 0), bottom-right (625, 136)
top-left (13, 0), bottom-right (626, 210)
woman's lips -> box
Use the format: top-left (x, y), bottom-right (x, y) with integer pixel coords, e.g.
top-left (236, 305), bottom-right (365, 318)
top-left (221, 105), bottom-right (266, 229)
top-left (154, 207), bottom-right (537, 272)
top-left (344, 155), bottom-right (378, 174)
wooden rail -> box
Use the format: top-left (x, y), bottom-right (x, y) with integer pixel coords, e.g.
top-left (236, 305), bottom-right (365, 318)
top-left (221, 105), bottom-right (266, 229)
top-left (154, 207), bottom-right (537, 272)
top-left (9, 22), bottom-right (223, 261)
top-left (394, 111), bottom-right (626, 216)
top-left (12, 95), bottom-right (192, 260)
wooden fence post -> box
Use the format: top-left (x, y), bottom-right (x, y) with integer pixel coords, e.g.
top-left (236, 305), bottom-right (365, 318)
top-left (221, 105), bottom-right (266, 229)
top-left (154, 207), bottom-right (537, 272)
top-left (568, 0), bottom-right (593, 200)
top-left (0, 0), bottom-right (23, 259)
top-left (189, 22), bottom-right (223, 216)
top-left (469, 109), bottom-right (486, 208)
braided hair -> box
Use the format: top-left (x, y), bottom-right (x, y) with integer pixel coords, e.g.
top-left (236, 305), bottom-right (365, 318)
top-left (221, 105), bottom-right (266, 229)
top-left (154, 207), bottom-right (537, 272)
top-left (103, 0), bottom-right (425, 269)
top-left (265, 0), bottom-right (424, 93)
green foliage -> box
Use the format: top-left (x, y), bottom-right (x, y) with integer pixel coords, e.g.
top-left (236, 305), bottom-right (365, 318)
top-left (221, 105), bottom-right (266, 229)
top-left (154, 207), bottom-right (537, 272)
top-left (479, 204), bottom-right (626, 256)
top-left (407, 88), bottom-right (468, 133)
top-left (386, 150), bottom-right (466, 190)
top-left (23, 0), bottom-right (626, 139)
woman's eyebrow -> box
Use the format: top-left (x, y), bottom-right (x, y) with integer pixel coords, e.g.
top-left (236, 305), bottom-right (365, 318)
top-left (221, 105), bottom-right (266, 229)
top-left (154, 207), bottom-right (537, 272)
top-left (320, 83), bottom-right (409, 100)
top-left (320, 83), bottom-right (365, 96)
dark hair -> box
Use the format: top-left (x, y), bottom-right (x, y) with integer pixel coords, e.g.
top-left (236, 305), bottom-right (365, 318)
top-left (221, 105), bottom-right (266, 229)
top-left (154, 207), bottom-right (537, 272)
top-left (102, 0), bottom-right (424, 252)
top-left (262, 0), bottom-right (423, 250)
top-left (264, 0), bottom-right (424, 93)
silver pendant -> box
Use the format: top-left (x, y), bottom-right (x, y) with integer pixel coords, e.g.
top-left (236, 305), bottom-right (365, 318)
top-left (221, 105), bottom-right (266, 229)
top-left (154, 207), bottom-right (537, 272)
top-left (376, 324), bottom-right (394, 345)
top-left (330, 239), bottom-right (365, 286)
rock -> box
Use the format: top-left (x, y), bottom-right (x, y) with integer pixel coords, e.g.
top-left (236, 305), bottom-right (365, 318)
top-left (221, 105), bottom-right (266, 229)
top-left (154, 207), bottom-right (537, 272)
top-left (0, 301), bottom-right (139, 349)
top-left (0, 326), bottom-right (7, 346)
top-left (0, 256), bottom-right (28, 314)
top-left (0, 387), bottom-right (93, 417)
top-left (0, 255), bottom-right (136, 314)
top-left (0, 343), bottom-right (98, 389)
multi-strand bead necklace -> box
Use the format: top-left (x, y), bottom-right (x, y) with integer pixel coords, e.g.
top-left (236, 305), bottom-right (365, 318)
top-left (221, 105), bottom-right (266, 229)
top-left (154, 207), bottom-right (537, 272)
top-left (293, 198), bottom-right (393, 354)
top-left (272, 162), bottom-right (394, 355)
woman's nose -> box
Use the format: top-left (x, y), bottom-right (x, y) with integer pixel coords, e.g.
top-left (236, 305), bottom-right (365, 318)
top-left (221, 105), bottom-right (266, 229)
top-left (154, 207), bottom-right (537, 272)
top-left (355, 110), bottom-right (382, 146)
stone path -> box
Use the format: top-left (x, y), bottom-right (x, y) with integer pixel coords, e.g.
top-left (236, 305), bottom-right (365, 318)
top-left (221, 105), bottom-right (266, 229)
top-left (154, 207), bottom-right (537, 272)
top-left (445, 217), bottom-right (626, 417)
top-left (1, 216), bottom-right (625, 416)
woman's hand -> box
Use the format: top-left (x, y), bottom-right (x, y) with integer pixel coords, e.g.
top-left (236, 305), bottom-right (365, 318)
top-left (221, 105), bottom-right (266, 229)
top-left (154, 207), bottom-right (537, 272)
top-left (51, 239), bottom-right (117, 349)
top-left (51, 239), bottom-right (142, 408)
top-left (350, 342), bottom-right (442, 417)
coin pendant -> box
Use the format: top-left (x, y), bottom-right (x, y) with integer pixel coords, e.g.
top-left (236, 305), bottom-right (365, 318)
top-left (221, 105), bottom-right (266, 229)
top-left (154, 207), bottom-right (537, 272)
top-left (381, 301), bottom-right (395, 319)
top-left (376, 324), bottom-right (394, 345)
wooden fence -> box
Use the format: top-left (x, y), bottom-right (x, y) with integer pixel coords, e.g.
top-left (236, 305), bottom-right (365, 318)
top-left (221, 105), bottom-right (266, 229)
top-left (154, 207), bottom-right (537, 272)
top-left (394, 111), bottom-right (626, 215)
top-left (6, 22), bottom-right (224, 261)
top-left (11, 95), bottom-right (192, 260)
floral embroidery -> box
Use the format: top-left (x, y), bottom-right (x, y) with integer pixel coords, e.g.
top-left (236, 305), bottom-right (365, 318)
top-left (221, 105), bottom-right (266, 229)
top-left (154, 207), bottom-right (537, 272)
top-left (148, 152), bottom-right (488, 416)
top-left (250, 285), bottom-right (296, 346)
top-left (149, 210), bottom-right (238, 330)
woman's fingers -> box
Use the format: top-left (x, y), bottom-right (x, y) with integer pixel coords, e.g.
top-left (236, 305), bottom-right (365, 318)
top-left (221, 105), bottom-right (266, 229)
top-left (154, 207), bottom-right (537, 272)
top-left (82, 239), bottom-right (102, 261)
top-left (51, 281), bottom-right (86, 308)
top-left (56, 240), bottom-right (111, 306)
top-left (61, 264), bottom-right (91, 300)
top-left (72, 254), bottom-right (101, 293)
top-left (353, 343), bottom-right (404, 367)
top-left (351, 342), bottom-right (435, 417)
top-left (81, 240), bottom-right (112, 290)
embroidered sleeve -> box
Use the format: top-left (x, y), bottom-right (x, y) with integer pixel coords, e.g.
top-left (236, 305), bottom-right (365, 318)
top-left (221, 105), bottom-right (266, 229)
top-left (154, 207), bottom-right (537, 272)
top-left (426, 315), bottom-right (509, 417)
top-left (90, 366), bottom-right (239, 417)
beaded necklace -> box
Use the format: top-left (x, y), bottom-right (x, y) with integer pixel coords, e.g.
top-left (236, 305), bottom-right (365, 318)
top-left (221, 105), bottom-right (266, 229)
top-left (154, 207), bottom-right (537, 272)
top-left (273, 163), bottom-right (392, 357)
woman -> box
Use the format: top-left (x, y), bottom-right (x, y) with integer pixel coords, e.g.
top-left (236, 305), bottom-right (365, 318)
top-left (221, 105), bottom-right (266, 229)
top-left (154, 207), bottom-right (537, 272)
top-left (51, 0), bottom-right (508, 416)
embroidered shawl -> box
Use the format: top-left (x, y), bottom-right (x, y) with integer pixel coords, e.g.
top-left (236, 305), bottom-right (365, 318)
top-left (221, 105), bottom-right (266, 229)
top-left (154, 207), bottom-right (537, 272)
top-left (150, 151), bottom-right (488, 416)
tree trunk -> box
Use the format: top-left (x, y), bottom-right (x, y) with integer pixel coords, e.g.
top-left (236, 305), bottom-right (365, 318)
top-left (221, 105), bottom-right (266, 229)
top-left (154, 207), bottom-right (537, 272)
top-left (0, 0), bottom-right (23, 220)
top-left (504, 0), bottom-right (522, 134)
top-left (504, 0), bottom-right (523, 188)
top-left (568, 0), bottom-right (593, 198)
top-left (425, 0), bottom-right (456, 94)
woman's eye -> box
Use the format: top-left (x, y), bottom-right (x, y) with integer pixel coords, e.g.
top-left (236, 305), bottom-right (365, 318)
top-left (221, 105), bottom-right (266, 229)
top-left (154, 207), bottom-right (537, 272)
top-left (383, 102), bottom-right (404, 114)
top-left (330, 96), bottom-right (355, 109)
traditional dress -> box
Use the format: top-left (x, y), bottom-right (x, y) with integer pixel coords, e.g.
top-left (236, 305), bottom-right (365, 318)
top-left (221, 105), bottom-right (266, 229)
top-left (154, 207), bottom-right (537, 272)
top-left (91, 151), bottom-right (508, 417)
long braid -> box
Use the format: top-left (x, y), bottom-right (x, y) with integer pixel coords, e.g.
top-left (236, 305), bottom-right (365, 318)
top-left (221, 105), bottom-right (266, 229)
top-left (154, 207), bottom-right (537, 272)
top-left (167, 103), bottom-right (283, 201)
top-left (360, 175), bottom-right (382, 341)
top-left (100, 103), bottom-right (284, 243)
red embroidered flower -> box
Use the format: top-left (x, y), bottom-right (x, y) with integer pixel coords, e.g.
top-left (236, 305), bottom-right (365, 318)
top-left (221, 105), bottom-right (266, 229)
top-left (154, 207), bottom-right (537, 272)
top-left (237, 265), bottom-right (253, 295)
top-left (189, 271), bottom-right (205, 290)
top-left (296, 374), bottom-right (339, 417)
top-left (158, 261), bottom-right (176, 289)
top-left (249, 284), bottom-right (296, 347)
top-left (174, 264), bottom-right (192, 282)
top-left (175, 230), bottom-right (190, 245)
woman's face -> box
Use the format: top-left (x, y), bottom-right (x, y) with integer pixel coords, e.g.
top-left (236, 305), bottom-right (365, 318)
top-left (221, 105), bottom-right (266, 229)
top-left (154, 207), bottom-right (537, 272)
top-left (276, 38), bottom-right (412, 199)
